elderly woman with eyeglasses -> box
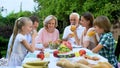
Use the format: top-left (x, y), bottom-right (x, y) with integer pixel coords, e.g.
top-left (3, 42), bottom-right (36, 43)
top-left (36, 15), bottom-right (59, 48)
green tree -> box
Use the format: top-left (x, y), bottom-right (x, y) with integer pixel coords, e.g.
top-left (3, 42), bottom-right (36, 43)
top-left (0, 11), bottom-right (33, 38)
top-left (34, 0), bottom-right (86, 33)
top-left (34, 0), bottom-right (120, 33)
top-left (82, 0), bottom-right (120, 22)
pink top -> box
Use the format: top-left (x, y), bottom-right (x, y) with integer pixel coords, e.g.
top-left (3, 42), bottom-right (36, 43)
top-left (36, 28), bottom-right (59, 44)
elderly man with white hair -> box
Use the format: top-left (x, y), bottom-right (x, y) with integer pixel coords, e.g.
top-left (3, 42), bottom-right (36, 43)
top-left (62, 12), bottom-right (84, 46)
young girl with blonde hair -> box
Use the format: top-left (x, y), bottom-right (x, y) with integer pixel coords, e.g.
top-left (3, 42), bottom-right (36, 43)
top-left (8, 17), bottom-right (36, 66)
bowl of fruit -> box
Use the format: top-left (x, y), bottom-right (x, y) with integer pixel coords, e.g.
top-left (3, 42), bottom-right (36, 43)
top-left (53, 41), bottom-right (75, 58)
top-left (49, 39), bottom-right (62, 49)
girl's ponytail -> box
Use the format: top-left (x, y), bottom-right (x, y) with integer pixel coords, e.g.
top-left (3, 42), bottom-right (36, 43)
top-left (8, 18), bottom-right (20, 59)
top-left (8, 17), bottom-right (31, 59)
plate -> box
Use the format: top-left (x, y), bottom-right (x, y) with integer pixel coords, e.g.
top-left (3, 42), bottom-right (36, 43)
top-left (72, 45), bottom-right (82, 48)
top-left (83, 53), bottom-right (108, 64)
top-left (57, 51), bottom-right (75, 58)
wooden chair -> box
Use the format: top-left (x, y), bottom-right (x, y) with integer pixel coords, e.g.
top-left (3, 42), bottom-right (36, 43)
top-left (115, 35), bottom-right (120, 60)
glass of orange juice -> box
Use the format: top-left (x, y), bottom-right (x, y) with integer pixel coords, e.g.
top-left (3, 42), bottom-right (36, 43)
top-left (70, 25), bottom-right (76, 32)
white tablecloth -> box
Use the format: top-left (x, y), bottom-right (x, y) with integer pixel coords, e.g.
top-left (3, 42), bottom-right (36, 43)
top-left (22, 45), bottom-right (108, 68)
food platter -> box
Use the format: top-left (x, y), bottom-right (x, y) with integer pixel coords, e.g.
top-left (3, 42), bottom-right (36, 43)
top-left (22, 47), bottom-right (111, 68)
top-left (56, 51), bottom-right (75, 58)
top-left (86, 54), bottom-right (108, 64)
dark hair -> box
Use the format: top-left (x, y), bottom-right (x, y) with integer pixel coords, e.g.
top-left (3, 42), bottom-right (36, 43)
top-left (29, 16), bottom-right (39, 24)
top-left (81, 12), bottom-right (94, 27)
top-left (93, 16), bottom-right (111, 33)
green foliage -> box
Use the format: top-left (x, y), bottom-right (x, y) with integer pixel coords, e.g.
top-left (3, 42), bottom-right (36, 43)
top-left (0, 36), bottom-right (9, 50)
top-left (36, 0), bottom-right (85, 21)
top-left (1, 50), bottom-right (6, 57)
top-left (0, 36), bottom-right (9, 43)
top-left (34, 0), bottom-right (86, 33)
top-left (82, 0), bottom-right (120, 21)
top-left (0, 11), bottom-right (33, 27)
top-left (0, 25), bottom-right (13, 38)
top-left (34, 0), bottom-right (120, 34)
top-left (17, 11), bottom-right (32, 17)
top-left (0, 36), bottom-right (8, 57)
top-left (0, 0), bottom-right (120, 57)
top-left (0, 11), bottom-right (34, 57)
top-left (0, 11), bottom-right (34, 40)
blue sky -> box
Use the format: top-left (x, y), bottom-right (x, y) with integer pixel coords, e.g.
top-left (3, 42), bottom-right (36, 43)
top-left (0, 0), bottom-right (37, 17)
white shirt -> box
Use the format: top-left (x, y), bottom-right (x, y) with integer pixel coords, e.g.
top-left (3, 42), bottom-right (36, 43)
top-left (6, 34), bottom-right (31, 58)
top-left (81, 27), bottom-right (99, 50)
top-left (8, 33), bottom-right (27, 66)
top-left (62, 25), bottom-right (84, 45)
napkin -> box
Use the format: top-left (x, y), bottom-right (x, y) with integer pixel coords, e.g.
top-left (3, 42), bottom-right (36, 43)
top-left (22, 60), bottom-right (49, 68)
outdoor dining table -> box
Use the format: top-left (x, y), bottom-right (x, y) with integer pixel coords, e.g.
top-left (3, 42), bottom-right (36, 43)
top-left (22, 44), bottom-right (108, 68)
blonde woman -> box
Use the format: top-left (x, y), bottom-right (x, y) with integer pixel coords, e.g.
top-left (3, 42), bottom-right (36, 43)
top-left (36, 15), bottom-right (59, 48)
